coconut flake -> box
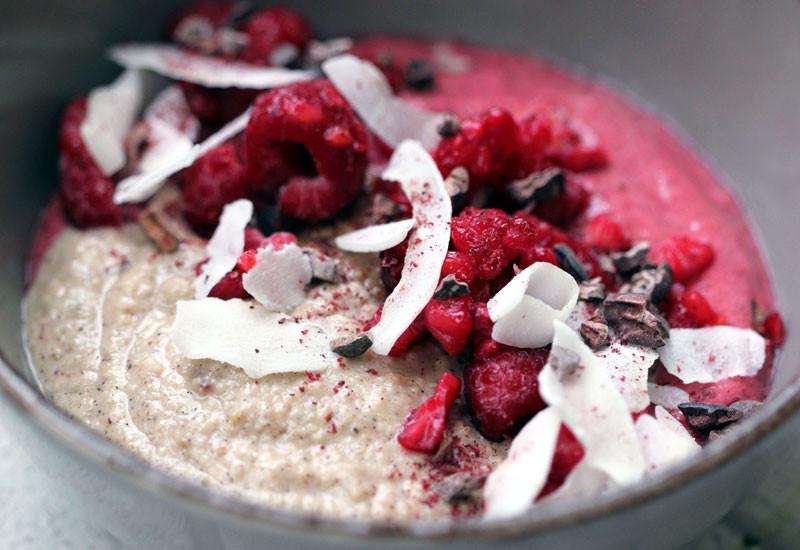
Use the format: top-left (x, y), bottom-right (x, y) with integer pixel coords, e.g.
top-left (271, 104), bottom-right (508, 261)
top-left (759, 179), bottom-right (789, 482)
top-left (171, 298), bottom-right (334, 378)
top-left (648, 383), bottom-right (691, 410)
top-left (431, 42), bottom-right (473, 74)
top-left (144, 84), bottom-right (200, 140)
top-left (242, 243), bottom-right (312, 311)
top-left (367, 141), bottom-right (451, 355)
top-left (322, 54), bottom-right (446, 150)
top-left (109, 43), bottom-right (314, 89)
top-left (483, 407), bottom-right (561, 520)
top-left (539, 321), bottom-right (646, 485)
top-left (595, 342), bottom-right (658, 413)
top-left (194, 199), bottom-right (253, 298)
top-left (540, 460), bottom-right (611, 503)
top-left (114, 108), bottom-right (251, 204)
top-left (488, 262), bottom-right (579, 349)
top-left (658, 326), bottom-right (766, 384)
top-left (334, 218), bottom-right (415, 253)
top-left (636, 406), bottom-right (700, 473)
top-left (80, 69), bottom-right (149, 176)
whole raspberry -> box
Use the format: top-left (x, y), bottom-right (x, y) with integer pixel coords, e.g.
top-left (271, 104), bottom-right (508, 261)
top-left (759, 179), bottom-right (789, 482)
top-left (539, 425), bottom-right (585, 498)
top-left (450, 208), bottom-right (516, 280)
top-left (397, 371), bottom-right (462, 455)
top-left (519, 110), bottom-right (608, 173)
top-left (433, 108), bottom-right (521, 189)
top-left (58, 98), bottom-right (125, 227)
top-left (423, 297), bottom-right (474, 356)
top-left (584, 213), bottom-right (631, 252)
top-left (181, 141), bottom-right (248, 230)
top-left (662, 286), bottom-right (724, 328)
top-left (242, 80), bottom-right (368, 222)
top-left (653, 235), bottom-right (715, 284)
top-left (440, 251), bottom-right (477, 286)
top-left (239, 7), bottom-right (312, 66)
top-left (464, 347), bottom-right (549, 440)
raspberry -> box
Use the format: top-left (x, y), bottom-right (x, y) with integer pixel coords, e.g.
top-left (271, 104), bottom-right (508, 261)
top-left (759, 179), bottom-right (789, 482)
top-left (662, 286), bottom-right (723, 328)
top-left (397, 372), bottom-right (462, 455)
top-left (464, 347), bottom-right (549, 440)
top-left (239, 7), bottom-right (312, 66)
top-left (179, 83), bottom-right (258, 126)
top-left (584, 214), bottom-right (631, 252)
top-left (539, 425), bottom-right (585, 498)
top-left (519, 110), bottom-right (608, 173)
top-left (243, 227), bottom-right (267, 251)
top-left (433, 109), bottom-right (521, 189)
top-left (652, 235), bottom-right (715, 284)
top-left (180, 141), bottom-right (248, 230)
top-left (379, 240), bottom-right (408, 292)
top-left (238, 230), bottom-right (298, 272)
top-left (243, 80), bottom-right (368, 222)
top-left (262, 231), bottom-right (298, 250)
top-left (440, 251), bottom-right (477, 285)
top-left (450, 208), bottom-right (518, 280)
top-left (208, 270), bottom-right (249, 299)
top-left (530, 176), bottom-right (591, 228)
top-left (423, 297), bottom-right (474, 356)
top-left (762, 312), bottom-right (785, 347)
top-left (58, 98), bottom-right (125, 227)
top-left (236, 249), bottom-right (258, 273)
top-left (363, 306), bottom-right (427, 357)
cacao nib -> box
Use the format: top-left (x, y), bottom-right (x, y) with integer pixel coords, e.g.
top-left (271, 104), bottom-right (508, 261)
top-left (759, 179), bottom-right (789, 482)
top-left (507, 168), bottom-right (565, 205)
top-left (437, 115), bottom-right (462, 138)
top-left (330, 333), bottom-right (372, 358)
top-left (433, 274), bottom-right (471, 300)
top-left (604, 293), bottom-right (670, 348)
top-left (404, 59), bottom-right (436, 90)
top-left (677, 402), bottom-right (744, 431)
top-left (580, 316), bottom-right (610, 350)
top-left (303, 249), bottom-right (342, 284)
top-left (432, 472), bottom-right (486, 503)
top-left (579, 277), bottom-right (606, 303)
top-left (554, 243), bottom-right (588, 282)
top-left (620, 263), bottom-right (673, 303)
top-left (610, 241), bottom-right (650, 276)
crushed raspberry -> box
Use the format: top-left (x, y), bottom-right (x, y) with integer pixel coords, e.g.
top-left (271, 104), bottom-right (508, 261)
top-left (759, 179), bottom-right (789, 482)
top-left (263, 231), bottom-right (298, 250)
top-left (440, 251), bottom-right (477, 285)
top-left (243, 227), bottom-right (267, 251)
top-left (530, 176), bottom-right (591, 228)
top-left (652, 235), bottom-right (715, 284)
top-left (397, 372), bottom-right (462, 455)
top-left (433, 109), bottom-right (521, 189)
top-left (464, 347), bottom-right (549, 440)
top-left (363, 306), bottom-right (427, 357)
top-left (239, 7), bottom-right (312, 66)
top-left (762, 312), bottom-right (785, 347)
top-left (236, 249), bottom-right (258, 273)
top-left (208, 270), bottom-right (250, 299)
top-left (423, 297), bottom-right (474, 356)
top-left (180, 142), bottom-right (247, 230)
top-left (371, 177), bottom-right (412, 217)
top-left (379, 240), bottom-right (408, 292)
top-left (242, 80), bottom-right (368, 222)
top-left (58, 98), bottom-right (125, 227)
top-left (519, 110), bottom-right (608, 173)
top-left (663, 287), bottom-right (724, 328)
top-left (236, 230), bottom-right (298, 273)
top-left (584, 213), bottom-right (631, 252)
top-left (538, 425), bottom-right (585, 498)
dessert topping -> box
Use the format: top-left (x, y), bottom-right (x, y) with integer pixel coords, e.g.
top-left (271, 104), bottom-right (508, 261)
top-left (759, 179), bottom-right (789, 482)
top-left (403, 59), bottom-right (436, 91)
top-left (322, 54), bottom-right (446, 149)
top-left (609, 241), bottom-right (650, 276)
top-left (635, 406), bottom-right (700, 472)
top-left (648, 383), bottom-right (691, 410)
top-left (658, 326), bottom-right (766, 383)
top-left (195, 198), bottom-right (252, 298)
top-left (397, 371), bottom-right (461, 454)
top-left (330, 333), bottom-right (372, 358)
top-left (109, 43), bottom-right (315, 88)
top-left (507, 168), bottom-right (565, 206)
top-left (487, 262), bottom-right (579, 349)
top-left (676, 402), bottom-right (744, 431)
top-left (578, 277), bottom-right (606, 303)
top-left (138, 207), bottom-right (179, 253)
top-left (603, 293), bottom-right (670, 348)
top-left (432, 274), bottom-right (470, 300)
top-left (619, 263), bottom-right (673, 304)
top-left (171, 298), bottom-right (333, 377)
top-left (553, 243), bottom-right (588, 282)
top-left (595, 342), bottom-right (658, 413)
top-left (334, 218), bottom-right (415, 253)
top-left (242, 243), bottom-right (312, 311)
top-left (579, 316), bottom-right (609, 350)
top-left (366, 141), bottom-right (452, 355)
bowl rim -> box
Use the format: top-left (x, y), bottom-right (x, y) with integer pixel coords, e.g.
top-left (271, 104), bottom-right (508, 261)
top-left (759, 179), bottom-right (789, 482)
top-left (1, 343), bottom-right (798, 541)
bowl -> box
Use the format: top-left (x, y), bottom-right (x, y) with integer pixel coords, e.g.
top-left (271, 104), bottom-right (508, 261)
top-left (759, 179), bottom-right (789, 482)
top-left (1, 1), bottom-right (799, 548)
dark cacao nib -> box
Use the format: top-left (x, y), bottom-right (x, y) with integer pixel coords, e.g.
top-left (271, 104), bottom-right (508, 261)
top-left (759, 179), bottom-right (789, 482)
top-left (610, 241), bottom-right (651, 276)
top-left (304, 249), bottom-right (342, 284)
top-left (620, 263), bottom-right (673, 303)
top-left (554, 243), bottom-right (588, 282)
top-left (432, 472), bottom-right (486, 503)
top-left (579, 277), bottom-right (606, 303)
top-left (677, 402), bottom-right (744, 431)
top-left (581, 316), bottom-right (610, 350)
top-left (404, 59), bottom-right (436, 90)
top-left (604, 293), bottom-right (670, 348)
top-left (437, 115), bottom-right (462, 138)
top-left (507, 168), bottom-right (565, 205)
top-left (433, 274), bottom-right (471, 300)
top-left (707, 400), bottom-right (763, 441)
top-left (330, 333), bottom-right (372, 358)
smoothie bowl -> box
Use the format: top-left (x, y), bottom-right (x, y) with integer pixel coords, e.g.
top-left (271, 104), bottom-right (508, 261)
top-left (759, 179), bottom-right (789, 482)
top-left (2, 1), bottom-right (800, 548)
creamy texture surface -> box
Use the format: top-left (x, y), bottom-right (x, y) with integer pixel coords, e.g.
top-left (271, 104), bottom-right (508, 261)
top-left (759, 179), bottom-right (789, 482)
top-left (26, 37), bottom-right (775, 521)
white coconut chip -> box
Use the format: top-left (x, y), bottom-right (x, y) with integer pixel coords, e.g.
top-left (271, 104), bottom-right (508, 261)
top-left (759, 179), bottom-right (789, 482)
top-left (80, 69), bottom-right (149, 176)
top-left (322, 54), bottom-right (446, 150)
top-left (367, 141), bottom-right (451, 355)
top-left (539, 321), bottom-right (646, 485)
top-left (487, 262), bottom-right (579, 349)
top-left (109, 43), bottom-right (315, 89)
top-left (194, 199), bottom-right (253, 299)
top-left (171, 298), bottom-right (334, 378)
top-left (595, 342), bottom-right (659, 413)
top-left (635, 406), bottom-right (700, 473)
top-left (648, 383), bottom-right (691, 410)
top-left (144, 84), bottom-right (200, 141)
top-left (242, 243), bottom-right (312, 312)
top-left (334, 218), bottom-right (415, 253)
top-left (114, 108), bottom-right (251, 204)
top-left (658, 326), bottom-right (766, 384)
top-left (540, 460), bottom-right (610, 504)
top-left (483, 407), bottom-right (561, 520)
